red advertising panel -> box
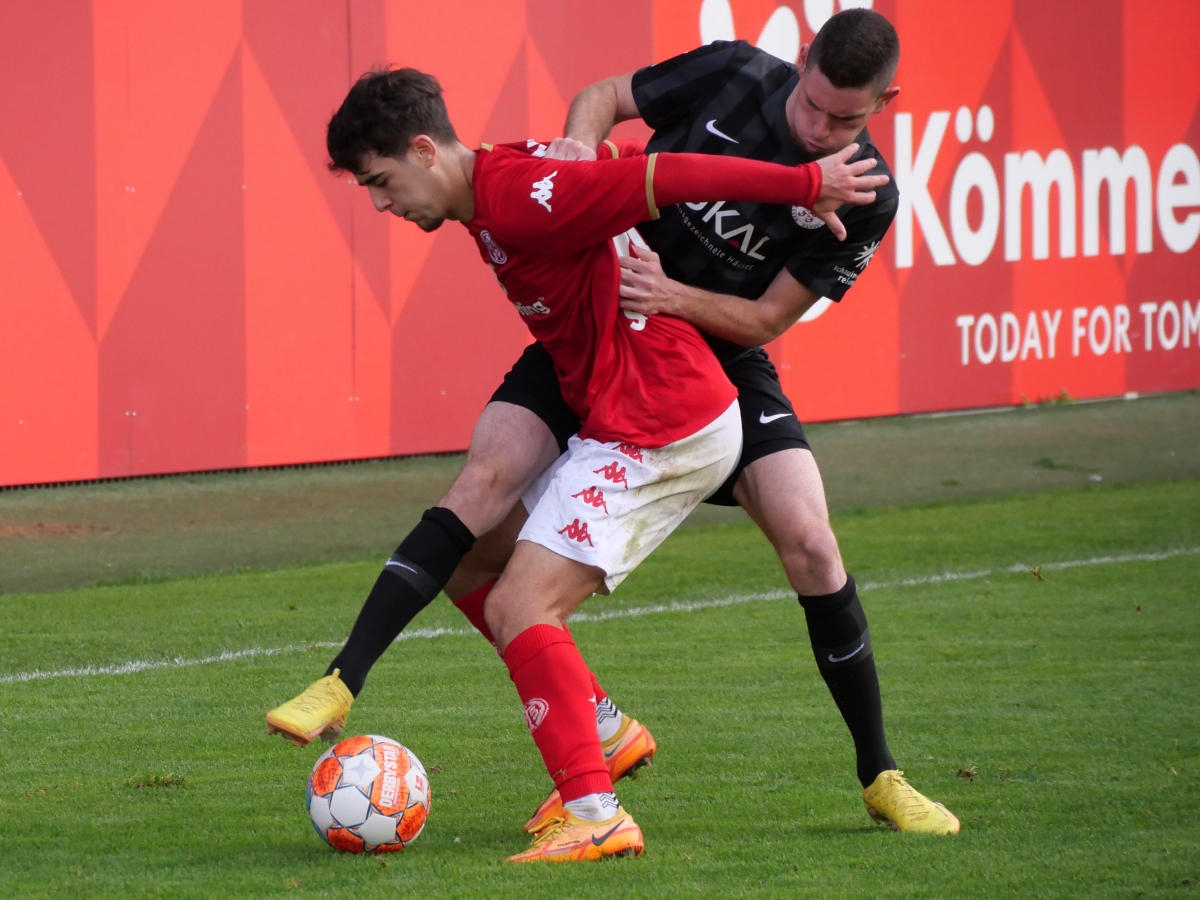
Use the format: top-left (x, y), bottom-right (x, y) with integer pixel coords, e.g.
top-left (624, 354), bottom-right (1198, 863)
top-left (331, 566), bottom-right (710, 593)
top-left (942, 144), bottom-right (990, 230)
top-left (1, 1), bottom-right (1196, 486)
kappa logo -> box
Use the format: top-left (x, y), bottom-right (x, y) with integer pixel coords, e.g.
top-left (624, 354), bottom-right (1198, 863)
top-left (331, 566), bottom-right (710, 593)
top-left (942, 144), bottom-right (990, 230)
top-left (791, 205), bottom-right (826, 230)
top-left (531, 170), bottom-right (558, 211)
top-left (616, 443), bottom-right (643, 462)
top-left (572, 486), bottom-right (609, 513)
top-left (479, 228), bottom-right (508, 264)
top-left (526, 138), bottom-right (550, 157)
top-left (523, 698), bottom-right (549, 732)
top-left (558, 518), bottom-right (594, 546)
top-left (594, 461), bottom-right (629, 489)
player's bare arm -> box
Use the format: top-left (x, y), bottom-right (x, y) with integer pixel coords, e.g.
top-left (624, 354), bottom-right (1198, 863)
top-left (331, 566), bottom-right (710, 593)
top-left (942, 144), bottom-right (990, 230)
top-left (545, 73), bottom-right (639, 160)
top-left (619, 252), bottom-right (821, 347)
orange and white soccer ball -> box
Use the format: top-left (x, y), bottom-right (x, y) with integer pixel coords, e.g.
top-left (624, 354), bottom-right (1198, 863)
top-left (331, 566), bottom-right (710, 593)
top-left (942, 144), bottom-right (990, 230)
top-left (307, 734), bottom-right (431, 853)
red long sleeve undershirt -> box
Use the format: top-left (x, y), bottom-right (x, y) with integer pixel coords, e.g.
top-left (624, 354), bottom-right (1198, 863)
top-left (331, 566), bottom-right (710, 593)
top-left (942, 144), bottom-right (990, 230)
top-left (648, 152), bottom-right (822, 214)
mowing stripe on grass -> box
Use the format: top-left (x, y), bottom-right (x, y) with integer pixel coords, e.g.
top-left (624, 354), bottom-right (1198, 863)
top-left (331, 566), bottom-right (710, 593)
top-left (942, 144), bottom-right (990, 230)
top-left (3, 546), bottom-right (1195, 685)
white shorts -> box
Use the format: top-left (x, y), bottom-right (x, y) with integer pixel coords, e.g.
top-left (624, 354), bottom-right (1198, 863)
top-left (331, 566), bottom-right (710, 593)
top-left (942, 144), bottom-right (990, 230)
top-left (518, 400), bottom-right (741, 593)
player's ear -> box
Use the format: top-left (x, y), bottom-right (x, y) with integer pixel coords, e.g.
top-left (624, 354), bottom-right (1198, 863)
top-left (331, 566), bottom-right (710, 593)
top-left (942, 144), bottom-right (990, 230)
top-left (409, 134), bottom-right (437, 167)
top-left (874, 85), bottom-right (900, 114)
top-left (796, 43), bottom-right (810, 74)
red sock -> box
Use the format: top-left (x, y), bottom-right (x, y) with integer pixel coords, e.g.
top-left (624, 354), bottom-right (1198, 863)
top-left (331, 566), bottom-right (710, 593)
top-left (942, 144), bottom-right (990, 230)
top-left (502, 624), bottom-right (612, 803)
top-left (452, 580), bottom-right (496, 644)
top-left (591, 674), bottom-right (608, 705)
top-left (562, 624), bottom-right (608, 704)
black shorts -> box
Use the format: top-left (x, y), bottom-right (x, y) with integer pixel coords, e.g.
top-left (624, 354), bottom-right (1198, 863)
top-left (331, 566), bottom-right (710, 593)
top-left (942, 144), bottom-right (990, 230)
top-left (489, 343), bottom-right (809, 507)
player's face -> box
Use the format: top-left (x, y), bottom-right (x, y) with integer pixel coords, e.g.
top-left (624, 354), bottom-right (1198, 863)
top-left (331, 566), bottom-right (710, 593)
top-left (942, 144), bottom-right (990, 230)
top-left (786, 46), bottom-right (896, 158)
top-left (355, 147), bottom-right (447, 232)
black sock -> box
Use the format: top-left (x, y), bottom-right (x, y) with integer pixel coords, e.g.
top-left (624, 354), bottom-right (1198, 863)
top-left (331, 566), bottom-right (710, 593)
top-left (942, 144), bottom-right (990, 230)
top-left (326, 507), bottom-right (474, 696)
top-left (800, 574), bottom-right (896, 787)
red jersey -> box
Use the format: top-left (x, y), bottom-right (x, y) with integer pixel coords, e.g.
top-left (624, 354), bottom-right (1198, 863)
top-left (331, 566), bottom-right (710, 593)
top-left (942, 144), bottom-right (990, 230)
top-left (466, 140), bottom-right (735, 447)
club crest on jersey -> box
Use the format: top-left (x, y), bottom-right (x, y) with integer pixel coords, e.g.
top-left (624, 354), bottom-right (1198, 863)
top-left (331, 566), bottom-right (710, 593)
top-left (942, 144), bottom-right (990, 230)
top-left (531, 171), bottom-right (558, 211)
top-left (791, 205), bottom-right (826, 230)
top-left (480, 229), bottom-right (508, 264)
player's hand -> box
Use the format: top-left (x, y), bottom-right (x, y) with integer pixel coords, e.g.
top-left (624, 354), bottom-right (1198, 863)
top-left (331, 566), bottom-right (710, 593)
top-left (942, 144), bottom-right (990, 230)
top-left (544, 137), bottom-right (597, 161)
top-left (618, 244), bottom-right (678, 316)
top-left (812, 142), bottom-right (889, 241)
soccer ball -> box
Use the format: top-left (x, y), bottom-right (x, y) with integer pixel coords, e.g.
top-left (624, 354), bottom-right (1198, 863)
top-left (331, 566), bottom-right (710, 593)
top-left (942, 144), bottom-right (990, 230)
top-left (307, 734), bottom-right (431, 853)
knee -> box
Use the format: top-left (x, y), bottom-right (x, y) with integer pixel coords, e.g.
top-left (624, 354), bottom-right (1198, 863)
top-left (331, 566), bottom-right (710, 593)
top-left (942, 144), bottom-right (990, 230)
top-left (440, 456), bottom-right (533, 543)
top-left (483, 587), bottom-right (521, 653)
top-left (451, 453), bottom-right (526, 511)
top-left (779, 524), bottom-right (846, 595)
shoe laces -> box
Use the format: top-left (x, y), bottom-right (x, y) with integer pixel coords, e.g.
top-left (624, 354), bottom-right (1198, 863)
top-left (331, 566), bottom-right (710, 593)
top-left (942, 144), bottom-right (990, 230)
top-left (291, 680), bottom-right (345, 713)
top-left (527, 816), bottom-right (568, 848)
top-left (880, 771), bottom-right (933, 817)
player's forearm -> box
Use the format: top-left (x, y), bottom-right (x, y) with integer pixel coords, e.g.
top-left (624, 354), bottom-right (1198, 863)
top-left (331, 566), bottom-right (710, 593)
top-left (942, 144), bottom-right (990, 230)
top-left (663, 282), bottom-right (787, 346)
top-left (650, 153), bottom-right (821, 213)
top-left (563, 80), bottom-right (624, 149)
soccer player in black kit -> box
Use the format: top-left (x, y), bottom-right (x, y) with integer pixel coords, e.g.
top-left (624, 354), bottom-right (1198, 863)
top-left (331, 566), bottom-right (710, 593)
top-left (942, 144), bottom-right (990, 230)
top-left (269, 8), bottom-right (960, 837)
top-left (529, 7), bottom-right (957, 835)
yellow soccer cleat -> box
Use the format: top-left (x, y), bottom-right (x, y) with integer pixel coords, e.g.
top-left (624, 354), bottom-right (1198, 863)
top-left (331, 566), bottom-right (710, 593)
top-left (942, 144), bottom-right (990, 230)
top-left (265, 669), bottom-right (353, 747)
top-left (508, 807), bottom-right (644, 863)
top-left (524, 714), bottom-right (657, 834)
top-left (863, 769), bottom-right (961, 834)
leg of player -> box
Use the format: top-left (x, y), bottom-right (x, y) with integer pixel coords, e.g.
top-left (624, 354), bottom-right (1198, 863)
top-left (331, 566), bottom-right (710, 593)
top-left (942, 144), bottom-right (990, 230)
top-left (487, 542), bottom-right (644, 863)
top-left (446, 486), bottom-right (657, 836)
top-left (734, 449), bottom-right (960, 835)
top-left (265, 401), bottom-right (560, 746)
top-left (499, 404), bottom-right (739, 861)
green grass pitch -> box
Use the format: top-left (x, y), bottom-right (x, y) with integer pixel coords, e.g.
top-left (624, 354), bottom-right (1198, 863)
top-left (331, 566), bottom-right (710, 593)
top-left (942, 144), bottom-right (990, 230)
top-left (1, 395), bottom-right (1197, 896)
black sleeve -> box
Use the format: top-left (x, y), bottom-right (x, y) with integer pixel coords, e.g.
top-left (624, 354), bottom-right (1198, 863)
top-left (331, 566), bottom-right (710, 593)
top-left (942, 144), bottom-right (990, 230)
top-left (787, 183), bottom-right (898, 302)
top-left (631, 41), bottom-right (756, 132)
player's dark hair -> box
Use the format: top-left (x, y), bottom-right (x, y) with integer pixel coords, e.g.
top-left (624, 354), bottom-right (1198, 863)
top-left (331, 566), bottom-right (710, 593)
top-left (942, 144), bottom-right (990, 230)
top-left (327, 68), bottom-right (459, 173)
top-left (808, 9), bottom-right (899, 95)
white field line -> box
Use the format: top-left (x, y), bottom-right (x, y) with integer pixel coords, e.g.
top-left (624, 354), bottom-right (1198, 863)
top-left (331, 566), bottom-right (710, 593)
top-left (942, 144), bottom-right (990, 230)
top-left (3, 547), bottom-right (1196, 685)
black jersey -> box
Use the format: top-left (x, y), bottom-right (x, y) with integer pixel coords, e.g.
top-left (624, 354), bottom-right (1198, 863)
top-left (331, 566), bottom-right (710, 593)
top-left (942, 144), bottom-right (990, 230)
top-left (631, 40), bottom-right (899, 362)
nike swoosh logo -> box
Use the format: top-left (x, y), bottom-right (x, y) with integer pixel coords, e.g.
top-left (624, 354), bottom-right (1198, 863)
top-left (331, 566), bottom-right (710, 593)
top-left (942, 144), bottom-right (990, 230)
top-left (828, 642), bottom-right (865, 664)
top-left (758, 412), bottom-right (794, 424)
top-left (591, 822), bottom-right (625, 847)
top-left (385, 559), bottom-right (419, 574)
top-left (705, 119), bottom-right (739, 144)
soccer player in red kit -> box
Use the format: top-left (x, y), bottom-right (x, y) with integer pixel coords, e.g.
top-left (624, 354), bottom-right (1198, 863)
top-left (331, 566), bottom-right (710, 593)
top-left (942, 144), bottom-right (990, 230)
top-left (312, 67), bottom-right (886, 862)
